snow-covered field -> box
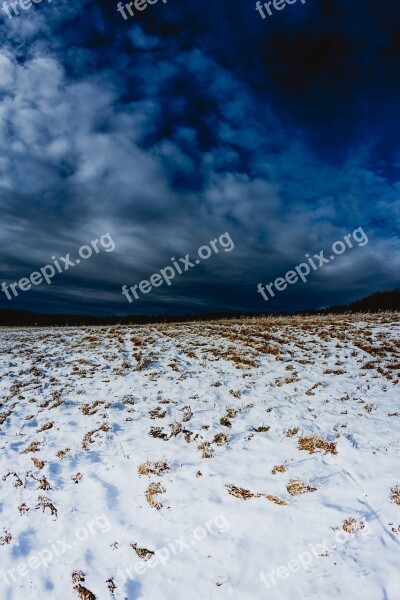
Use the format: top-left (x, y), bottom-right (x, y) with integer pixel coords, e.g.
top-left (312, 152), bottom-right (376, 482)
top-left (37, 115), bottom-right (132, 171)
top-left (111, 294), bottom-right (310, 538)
top-left (0, 313), bottom-right (399, 600)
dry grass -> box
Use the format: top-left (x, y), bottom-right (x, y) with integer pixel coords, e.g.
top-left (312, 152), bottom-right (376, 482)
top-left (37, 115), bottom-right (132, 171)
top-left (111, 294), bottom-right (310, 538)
top-left (122, 394), bottom-right (135, 405)
top-left (272, 464), bottom-right (286, 475)
top-left (36, 495), bottom-right (58, 517)
top-left (183, 429), bottom-right (192, 443)
top-left (0, 409), bottom-right (13, 426)
top-left (82, 423), bottom-right (110, 450)
top-left (36, 422), bottom-right (54, 433)
top-left (37, 475), bottom-right (52, 491)
top-left (107, 579), bottom-right (116, 595)
top-left (131, 543), bottom-right (155, 560)
top-left (298, 435), bottom-right (337, 455)
top-left (225, 484), bottom-right (288, 505)
top-left (266, 495), bottom-right (288, 506)
top-left (198, 441), bottom-right (214, 458)
top-left (182, 406), bottom-right (192, 422)
top-left (138, 460), bottom-right (171, 477)
top-left (20, 441), bottom-right (41, 454)
top-left (56, 447), bottom-right (71, 459)
top-left (213, 433), bottom-right (229, 446)
top-left (81, 401), bottom-right (104, 416)
top-left (225, 408), bottom-right (237, 419)
top-left (342, 517), bottom-right (365, 534)
top-left (170, 421), bottom-right (182, 437)
top-left (145, 482), bottom-right (166, 510)
top-left (149, 426), bottom-right (169, 441)
top-left (148, 407), bottom-right (167, 419)
top-left (305, 382), bottom-right (325, 396)
top-left (390, 485), bottom-right (400, 506)
top-left (220, 416), bottom-right (232, 428)
top-left (72, 571), bottom-right (96, 600)
top-left (31, 457), bottom-right (45, 469)
top-left (2, 472), bottom-right (23, 487)
top-left (18, 503), bottom-right (29, 515)
top-left (0, 531), bottom-right (12, 545)
top-left (225, 484), bottom-right (259, 500)
top-left (285, 427), bottom-right (299, 437)
top-left (286, 479), bottom-right (317, 496)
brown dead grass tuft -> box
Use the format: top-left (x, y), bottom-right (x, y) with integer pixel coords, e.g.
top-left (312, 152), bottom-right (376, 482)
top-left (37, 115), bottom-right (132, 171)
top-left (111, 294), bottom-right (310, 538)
top-left (298, 435), bottom-right (337, 455)
top-left (31, 457), bottom-right (45, 469)
top-left (148, 407), bottom-right (167, 419)
top-left (20, 441), bottom-right (41, 454)
top-left (226, 408), bottom-right (238, 419)
top-left (72, 570), bottom-right (96, 600)
top-left (37, 476), bottom-right (52, 491)
top-left (225, 484), bottom-right (288, 505)
top-left (18, 503), bottom-right (29, 515)
top-left (213, 433), bottom-right (229, 446)
top-left (170, 421), bottom-right (182, 437)
top-left (56, 447), bottom-right (71, 459)
top-left (138, 460), bottom-right (171, 477)
top-left (285, 428), bottom-right (299, 437)
top-left (342, 517), bottom-right (365, 534)
top-left (252, 425), bottom-right (270, 432)
top-left (266, 495), bottom-right (288, 506)
top-left (146, 482), bottom-right (166, 510)
top-left (197, 441), bottom-right (214, 458)
top-left (36, 422), bottom-right (54, 433)
top-left (323, 369), bottom-right (345, 375)
top-left (0, 530), bottom-right (12, 545)
top-left (286, 479), bottom-right (317, 496)
top-left (82, 423), bottom-right (110, 450)
top-left (182, 406), bottom-right (192, 422)
top-left (149, 426), bottom-right (169, 440)
top-left (36, 495), bottom-right (58, 517)
top-left (390, 485), bottom-right (400, 506)
top-left (220, 416), bottom-right (232, 428)
top-left (272, 464), bottom-right (286, 475)
top-left (225, 484), bottom-right (258, 500)
top-left (131, 543), bottom-right (155, 560)
top-left (81, 401), bottom-right (104, 416)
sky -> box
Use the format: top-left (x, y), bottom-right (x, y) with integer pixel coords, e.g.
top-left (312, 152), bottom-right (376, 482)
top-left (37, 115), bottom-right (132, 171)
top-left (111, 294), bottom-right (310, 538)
top-left (0, 0), bottom-right (399, 315)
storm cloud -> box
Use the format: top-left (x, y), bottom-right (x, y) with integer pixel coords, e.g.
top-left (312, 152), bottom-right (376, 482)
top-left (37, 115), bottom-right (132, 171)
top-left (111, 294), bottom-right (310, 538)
top-left (0, 0), bottom-right (399, 315)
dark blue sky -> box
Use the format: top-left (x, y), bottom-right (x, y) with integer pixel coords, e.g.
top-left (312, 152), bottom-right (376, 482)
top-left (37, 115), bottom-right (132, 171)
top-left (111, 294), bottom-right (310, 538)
top-left (0, 0), bottom-right (399, 315)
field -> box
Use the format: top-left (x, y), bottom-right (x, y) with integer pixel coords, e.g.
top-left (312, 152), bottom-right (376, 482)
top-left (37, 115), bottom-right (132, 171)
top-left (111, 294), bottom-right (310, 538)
top-left (0, 313), bottom-right (399, 599)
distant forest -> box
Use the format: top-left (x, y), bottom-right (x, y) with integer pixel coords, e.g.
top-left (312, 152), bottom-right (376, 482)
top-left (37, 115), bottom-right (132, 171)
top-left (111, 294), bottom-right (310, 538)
top-left (0, 289), bottom-right (398, 327)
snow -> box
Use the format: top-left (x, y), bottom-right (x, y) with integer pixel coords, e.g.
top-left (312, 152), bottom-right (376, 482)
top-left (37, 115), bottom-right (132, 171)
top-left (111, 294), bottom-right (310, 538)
top-left (0, 313), bottom-right (399, 599)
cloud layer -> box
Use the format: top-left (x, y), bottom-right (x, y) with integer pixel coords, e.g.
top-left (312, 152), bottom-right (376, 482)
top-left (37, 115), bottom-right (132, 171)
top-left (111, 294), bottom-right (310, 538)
top-left (0, 0), bottom-right (399, 314)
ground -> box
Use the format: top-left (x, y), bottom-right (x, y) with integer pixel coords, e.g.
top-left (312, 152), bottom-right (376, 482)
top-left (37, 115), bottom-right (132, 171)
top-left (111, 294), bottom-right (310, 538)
top-left (0, 313), bottom-right (399, 599)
